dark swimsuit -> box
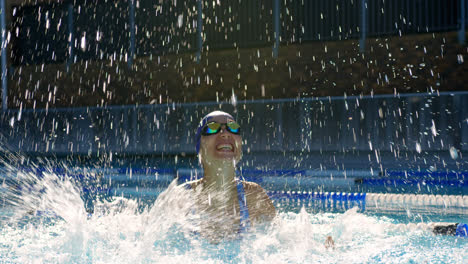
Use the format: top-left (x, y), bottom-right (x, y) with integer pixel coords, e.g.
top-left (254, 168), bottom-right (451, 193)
top-left (185, 179), bottom-right (251, 234)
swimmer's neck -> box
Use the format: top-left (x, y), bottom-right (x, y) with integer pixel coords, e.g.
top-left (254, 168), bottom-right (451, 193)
top-left (202, 160), bottom-right (237, 191)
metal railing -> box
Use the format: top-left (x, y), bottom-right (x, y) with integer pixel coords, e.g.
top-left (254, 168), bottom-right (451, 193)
top-left (1, 92), bottom-right (466, 156)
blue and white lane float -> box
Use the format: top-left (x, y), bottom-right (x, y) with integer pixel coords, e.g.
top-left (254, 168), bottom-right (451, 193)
top-left (269, 191), bottom-right (468, 215)
top-left (268, 190), bottom-right (468, 237)
top-left (268, 191), bottom-right (468, 208)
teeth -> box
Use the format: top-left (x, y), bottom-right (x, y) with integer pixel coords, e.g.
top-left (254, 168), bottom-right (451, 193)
top-left (217, 144), bottom-right (233, 150)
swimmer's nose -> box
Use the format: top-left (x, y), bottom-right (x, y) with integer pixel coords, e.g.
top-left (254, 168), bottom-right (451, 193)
top-left (219, 125), bottom-right (230, 137)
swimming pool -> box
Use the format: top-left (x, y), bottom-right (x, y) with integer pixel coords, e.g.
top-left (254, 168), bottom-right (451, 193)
top-left (0, 162), bottom-right (467, 263)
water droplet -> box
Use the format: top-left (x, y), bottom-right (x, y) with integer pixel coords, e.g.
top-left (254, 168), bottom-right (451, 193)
top-left (230, 89), bottom-right (237, 106)
top-left (177, 14), bottom-right (184, 28)
top-left (80, 34), bottom-right (86, 51)
top-left (449, 147), bottom-right (459, 160)
top-left (378, 108), bottom-right (383, 118)
top-left (415, 143), bottom-right (421, 153)
top-left (430, 120), bottom-right (437, 136)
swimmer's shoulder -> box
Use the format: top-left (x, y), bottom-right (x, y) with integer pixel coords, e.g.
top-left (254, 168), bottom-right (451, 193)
top-left (242, 181), bottom-right (271, 201)
top-left (241, 181), bottom-right (264, 192)
top-left (241, 180), bottom-right (276, 220)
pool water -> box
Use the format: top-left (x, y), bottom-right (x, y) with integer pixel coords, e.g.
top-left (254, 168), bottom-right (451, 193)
top-left (1, 164), bottom-right (467, 263)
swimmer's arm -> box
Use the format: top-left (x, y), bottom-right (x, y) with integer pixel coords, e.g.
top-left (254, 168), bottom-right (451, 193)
top-left (430, 222), bottom-right (466, 236)
top-left (244, 182), bottom-right (276, 222)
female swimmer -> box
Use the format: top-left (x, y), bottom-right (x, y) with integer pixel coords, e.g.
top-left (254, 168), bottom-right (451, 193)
top-left (184, 111), bottom-right (276, 241)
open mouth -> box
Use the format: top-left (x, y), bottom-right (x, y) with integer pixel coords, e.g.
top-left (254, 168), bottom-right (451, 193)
top-left (216, 143), bottom-right (234, 151)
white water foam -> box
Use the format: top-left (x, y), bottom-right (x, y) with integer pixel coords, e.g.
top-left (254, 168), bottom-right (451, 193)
top-left (0, 162), bottom-right (466, 263)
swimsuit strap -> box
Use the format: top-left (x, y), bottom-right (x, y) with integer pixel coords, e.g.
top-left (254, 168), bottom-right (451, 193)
top-left (236, 180), bottom-right (251, 233)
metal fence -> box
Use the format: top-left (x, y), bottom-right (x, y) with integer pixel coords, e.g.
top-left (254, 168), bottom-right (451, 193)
top-left (10, 0), bottom-right (467, 65)
top-left (1, 92), bottom-right (467, 157)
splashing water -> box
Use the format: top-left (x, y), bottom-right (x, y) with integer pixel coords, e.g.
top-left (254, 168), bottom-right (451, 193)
top-left (0, 161), bottom-right (466, 263)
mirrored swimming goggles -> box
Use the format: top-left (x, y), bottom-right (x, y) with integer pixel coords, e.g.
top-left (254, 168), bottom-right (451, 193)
top-left (201, 121), bottom-right (241, 136)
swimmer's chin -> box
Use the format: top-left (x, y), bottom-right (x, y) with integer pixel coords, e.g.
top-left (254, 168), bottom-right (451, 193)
top-left (213, 148), bottom-right (241, 159)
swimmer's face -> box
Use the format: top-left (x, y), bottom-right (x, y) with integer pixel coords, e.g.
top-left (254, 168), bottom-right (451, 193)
top-left (199, 115), bottom-right (242, 165)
